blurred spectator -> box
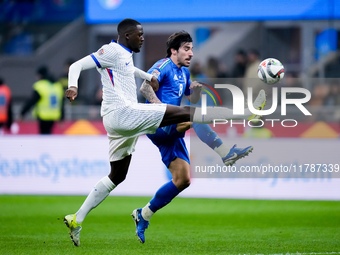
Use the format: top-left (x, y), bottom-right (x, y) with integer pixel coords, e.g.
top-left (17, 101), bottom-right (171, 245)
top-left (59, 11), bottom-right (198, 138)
top-left (206, 57), bottom-right (219, 78)
top-left (0, 77), bottom-right (13, 134)
top-left (190, 61), bottom-right (207, 79)
top-left (324, 83), bottom-right (340, 106)
top-left (309, 84), bottom-right (330, 106)
top-left (18, 66), bottom-right (64, 134)
top-left (205, 57), bottom-right (230, 79)
top-left (216, 61), bottom-right (229, 78)
top-left (308, 83), bottom-right (338, 122)
top-left (282, 72), bottom-right (299, 87)
top-left (245, 49), bottom-right (261, 77)
top-left (278, 72), bottom-right (304, 105)
top-left (243, 49), bottom-right (264, 98)
top-left (231, 49), bottom-right (247, 78)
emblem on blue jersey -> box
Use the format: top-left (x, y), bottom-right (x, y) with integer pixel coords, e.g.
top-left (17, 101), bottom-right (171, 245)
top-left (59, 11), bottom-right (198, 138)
top-left (173, 74), bottom-right (178, 80)
top-left (151, 69), bottom-right (160, 78)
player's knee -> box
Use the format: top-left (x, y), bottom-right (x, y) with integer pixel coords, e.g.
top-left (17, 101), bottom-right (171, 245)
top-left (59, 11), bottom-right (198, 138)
top-left (109, 173), bottom-right (126, 185)
top-left (108, 156), bottom-right (131, 185)
top-left (108, 167), bottom-right (128, 185)
top-left (176, 175), bottom-right (191, 190)
top-left (181, 177), bottom-right (191, 189)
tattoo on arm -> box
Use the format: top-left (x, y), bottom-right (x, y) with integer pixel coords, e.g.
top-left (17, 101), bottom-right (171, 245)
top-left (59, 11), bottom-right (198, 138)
top-left (140, 80), bottom-right (162, 104)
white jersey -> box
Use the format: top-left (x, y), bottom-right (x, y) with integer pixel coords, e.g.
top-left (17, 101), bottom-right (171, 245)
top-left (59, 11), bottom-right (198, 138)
top-left (90, 41), bottom-right (151, 116)
top-left (68, 40), bottom-right (166, 160)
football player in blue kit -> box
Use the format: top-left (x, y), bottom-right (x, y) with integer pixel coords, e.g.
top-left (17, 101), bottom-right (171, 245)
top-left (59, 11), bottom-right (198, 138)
top-left (131, 31), bottom-right (262, 243)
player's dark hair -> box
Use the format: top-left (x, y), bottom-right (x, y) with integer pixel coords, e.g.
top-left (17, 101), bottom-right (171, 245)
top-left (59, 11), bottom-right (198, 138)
top-left (117, 18), bottom-right (141, 35)
top-left (166, 31), bottom-right (192, 58)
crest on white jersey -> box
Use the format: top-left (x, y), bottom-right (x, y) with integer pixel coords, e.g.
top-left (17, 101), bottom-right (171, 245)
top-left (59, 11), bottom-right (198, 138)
top-left (97, 49), bottom-right (104, 55)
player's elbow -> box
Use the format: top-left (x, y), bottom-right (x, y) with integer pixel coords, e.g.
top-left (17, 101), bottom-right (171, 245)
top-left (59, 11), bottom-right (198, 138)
top-left (68, 62), bottom-right (81, 79)
top-left (175, 176), bottom-right (191, 191)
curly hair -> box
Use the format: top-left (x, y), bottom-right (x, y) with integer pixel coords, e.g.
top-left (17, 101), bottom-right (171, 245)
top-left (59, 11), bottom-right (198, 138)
top-left (166, 31), bottom-right (192, 58)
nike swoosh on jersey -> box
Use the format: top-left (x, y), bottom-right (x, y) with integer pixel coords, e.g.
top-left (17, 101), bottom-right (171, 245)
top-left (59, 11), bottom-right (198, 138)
top-left (125, 62), bottom-right (130, 66)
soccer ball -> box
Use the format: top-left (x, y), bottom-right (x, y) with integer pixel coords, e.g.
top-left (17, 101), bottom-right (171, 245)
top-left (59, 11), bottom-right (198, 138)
top-left (257, 58), bottom-right (285, 85)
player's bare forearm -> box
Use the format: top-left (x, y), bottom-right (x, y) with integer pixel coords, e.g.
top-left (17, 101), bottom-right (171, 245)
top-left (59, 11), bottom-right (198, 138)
top-left (188, 90), bottom-right (201, 104)
top-left (65, 86), bottom-right (78, 102)
top-left (140, 80), bottom-right (162, 104)
top-left (188, 81), bottom-right (203, 104)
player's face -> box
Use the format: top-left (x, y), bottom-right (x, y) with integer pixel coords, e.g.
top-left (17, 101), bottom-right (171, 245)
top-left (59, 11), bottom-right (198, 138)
top-left (176, 42), bottom-right (193, 67)
top-left (127, 25), bottom-right (144, 53)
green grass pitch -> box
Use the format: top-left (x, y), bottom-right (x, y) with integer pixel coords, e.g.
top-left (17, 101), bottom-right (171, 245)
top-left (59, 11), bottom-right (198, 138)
top-left (0, 195), bottom-right (339, 255)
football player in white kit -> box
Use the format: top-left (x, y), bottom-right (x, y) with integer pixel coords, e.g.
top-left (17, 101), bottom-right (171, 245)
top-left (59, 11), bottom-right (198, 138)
top-left (63, 18), bottom-right (266, 246)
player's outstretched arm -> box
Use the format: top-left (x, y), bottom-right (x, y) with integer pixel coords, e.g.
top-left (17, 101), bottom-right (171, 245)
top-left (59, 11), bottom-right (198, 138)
top-left (67, 55), bottom-right (97, 102)
top-left (134, 67), bottom-right (159, 92)
top-left (140, 80), bottom-right (162, 104)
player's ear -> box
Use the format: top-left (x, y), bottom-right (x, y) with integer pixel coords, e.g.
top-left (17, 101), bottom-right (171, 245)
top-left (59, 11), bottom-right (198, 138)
top-left (170, 48), bottom-right (177, 56)
top-left (125, 33), bottom-right (130, 40)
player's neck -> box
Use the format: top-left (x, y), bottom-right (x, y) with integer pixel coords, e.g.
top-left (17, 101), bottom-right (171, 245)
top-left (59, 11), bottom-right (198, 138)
top-left (170, 56), bottom-right (182, 69)
top-left (117, 39), bottom-right (129, 50)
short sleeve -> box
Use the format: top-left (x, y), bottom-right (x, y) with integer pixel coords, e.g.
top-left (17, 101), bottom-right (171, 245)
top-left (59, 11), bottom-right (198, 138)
top-left (90, 44), bottom-right (118, 69)
top-left (148, 66), bottom-right (164, 84)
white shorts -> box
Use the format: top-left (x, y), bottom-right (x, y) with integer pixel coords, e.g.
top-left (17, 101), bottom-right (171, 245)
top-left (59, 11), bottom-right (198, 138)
top-left (102, 103), bottom-right (167, 161)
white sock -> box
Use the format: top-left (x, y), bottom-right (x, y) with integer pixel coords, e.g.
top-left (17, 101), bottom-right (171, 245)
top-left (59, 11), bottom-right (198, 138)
top-left (214, 143), bottom-right (230, 158)
top-left (192, 107), bottom-right (249, 124)
top-left (75, 176), bottom-right (116, 223)
top-left (141, 203), bottom-right (154, 221)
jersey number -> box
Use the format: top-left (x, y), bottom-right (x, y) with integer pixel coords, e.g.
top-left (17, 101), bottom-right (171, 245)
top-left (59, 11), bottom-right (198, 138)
top-left (178, 84), bottom-right (183, 97)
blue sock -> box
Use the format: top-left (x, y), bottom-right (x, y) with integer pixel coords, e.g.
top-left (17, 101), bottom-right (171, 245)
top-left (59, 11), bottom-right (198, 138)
top-left (192, 123), bottom-right (223, 150)
top-left (149, 181), bottom-right (180, 213)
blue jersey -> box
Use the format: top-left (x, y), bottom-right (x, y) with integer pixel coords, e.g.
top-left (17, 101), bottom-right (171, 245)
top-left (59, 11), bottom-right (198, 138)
top-left (146, 58), bottom-right (192, 167)
top-left (146, 58), bottom-right (191, 106)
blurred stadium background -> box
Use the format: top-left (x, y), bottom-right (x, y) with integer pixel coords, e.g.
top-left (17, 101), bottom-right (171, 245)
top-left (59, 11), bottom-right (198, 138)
top-left (0, 1), bottom-right (340, 199)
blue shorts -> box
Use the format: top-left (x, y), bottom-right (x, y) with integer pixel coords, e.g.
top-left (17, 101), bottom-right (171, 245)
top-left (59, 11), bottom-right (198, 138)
top-left (147, 124), bottom-right (190, 168)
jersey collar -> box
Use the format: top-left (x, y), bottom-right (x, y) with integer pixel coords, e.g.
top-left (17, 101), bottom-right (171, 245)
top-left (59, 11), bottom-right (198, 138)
top-left (112, 40), bottom-right (132, 53)
top-left (169, 58), bottom-right (182, 71)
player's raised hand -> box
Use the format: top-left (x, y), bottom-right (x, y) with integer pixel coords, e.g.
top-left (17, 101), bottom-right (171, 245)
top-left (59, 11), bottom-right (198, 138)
top-left (186, 81), bottom-right (203, 104)
top-left (189, 81), bottom-right (203, 90)
top-left (65, 86), bottom-right (78, 102)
